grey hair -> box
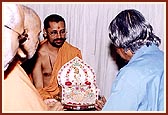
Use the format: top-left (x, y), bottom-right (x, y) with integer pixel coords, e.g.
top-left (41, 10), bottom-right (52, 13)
top-left (109, 9), bottom-right (161, 53)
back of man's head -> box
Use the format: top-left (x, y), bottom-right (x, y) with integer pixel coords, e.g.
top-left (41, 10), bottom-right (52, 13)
top-left (109, 9), bottom-right (161, 53)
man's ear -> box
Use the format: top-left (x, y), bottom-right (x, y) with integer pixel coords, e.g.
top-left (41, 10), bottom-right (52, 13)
top-left (17, 48), bottom-right (26, 58)
top-left (43, 29), bottom-right (47, 38)
top-left (24, 28), bottom-right (28, 34)
top-left (124, 49), bottom-right (133, 61)
top-left (117, 48), bottom-right (133, 61)
top-left (125, 49), bottom-right (133, 57)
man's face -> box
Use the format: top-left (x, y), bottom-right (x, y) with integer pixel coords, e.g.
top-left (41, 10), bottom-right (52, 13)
top-left (46, 21), bottom-right (66, 48)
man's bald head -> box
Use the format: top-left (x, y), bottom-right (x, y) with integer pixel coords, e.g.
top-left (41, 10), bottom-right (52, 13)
top-left (18, 5), bottom-right (41, 59)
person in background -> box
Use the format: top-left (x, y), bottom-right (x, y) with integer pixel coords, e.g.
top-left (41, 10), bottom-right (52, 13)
top-left (3, 4), bottom-right (63, 111)
top-left (32, 14), bottom-right (82, 100)
top-left (102, 9), bottom-right (164, 111)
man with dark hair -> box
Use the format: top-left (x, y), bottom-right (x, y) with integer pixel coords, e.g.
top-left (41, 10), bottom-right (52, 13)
top-left (32, 14), bottom-right (82, 100)
top-left (102, 9), bottom-right (164, 111)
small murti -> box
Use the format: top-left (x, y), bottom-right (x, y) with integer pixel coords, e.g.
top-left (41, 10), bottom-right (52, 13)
top-left (57, 57), bottom-right (99, 110)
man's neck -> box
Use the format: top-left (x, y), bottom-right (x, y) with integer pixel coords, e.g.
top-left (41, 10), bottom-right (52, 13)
top-left (47, 41), bottom-right (59, 53)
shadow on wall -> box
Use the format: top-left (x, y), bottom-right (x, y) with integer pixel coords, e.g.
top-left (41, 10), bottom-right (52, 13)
top-left (108, 42), bottom-right (128, 70)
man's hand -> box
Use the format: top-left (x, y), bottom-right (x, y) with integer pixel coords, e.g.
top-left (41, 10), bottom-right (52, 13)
top-left (95, 96), bottom-right (106, 111)
top-left (44, 98), bottom-right (64, 111)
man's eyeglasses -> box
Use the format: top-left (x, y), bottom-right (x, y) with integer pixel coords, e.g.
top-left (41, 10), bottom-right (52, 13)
top-left (47, 29), bottom-right (66, 37)
top-left (4, 25), bottom-right (28, 44)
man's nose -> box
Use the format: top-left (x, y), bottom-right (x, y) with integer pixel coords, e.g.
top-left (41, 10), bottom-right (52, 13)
top-left (57, 32), bottom-right (61, 38)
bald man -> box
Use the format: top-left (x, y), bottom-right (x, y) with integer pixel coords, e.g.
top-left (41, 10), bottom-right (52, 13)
top-left (3, 4), bottom-right (63, 111)
top-left (17, 5), bottom-right (40, 60)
